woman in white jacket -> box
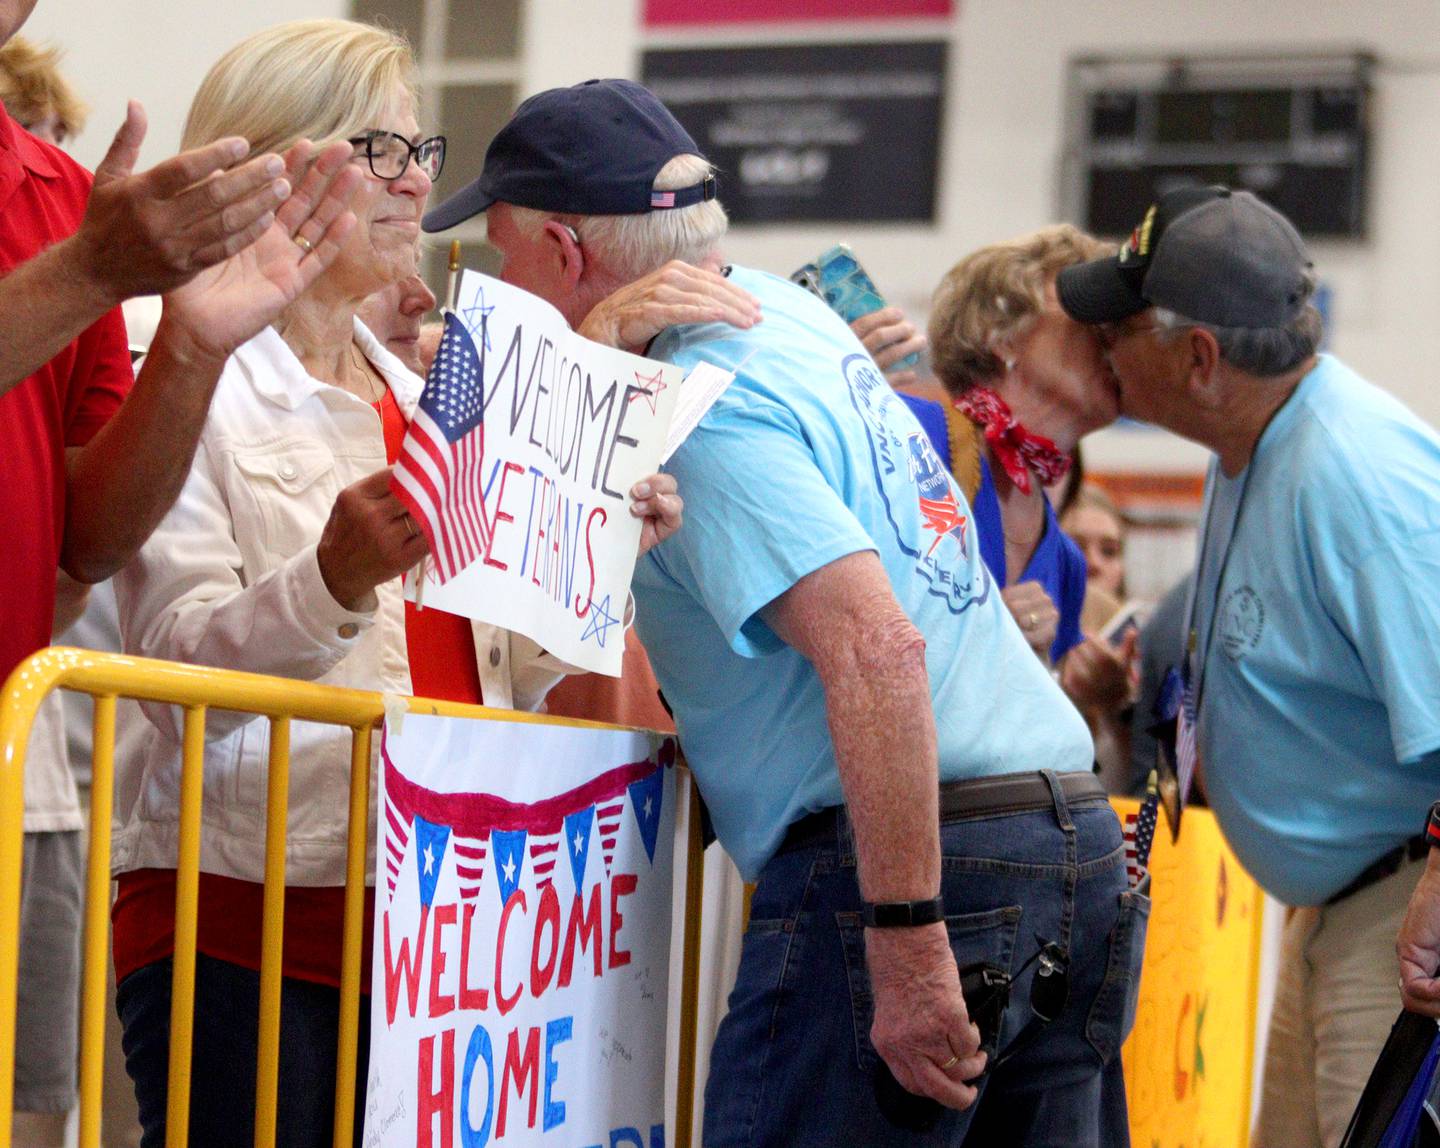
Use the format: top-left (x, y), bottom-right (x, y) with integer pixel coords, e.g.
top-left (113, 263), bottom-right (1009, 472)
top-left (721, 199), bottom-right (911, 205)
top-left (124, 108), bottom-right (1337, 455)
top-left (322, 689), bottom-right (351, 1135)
top-left (109, 21), bottom-right (684, 1148)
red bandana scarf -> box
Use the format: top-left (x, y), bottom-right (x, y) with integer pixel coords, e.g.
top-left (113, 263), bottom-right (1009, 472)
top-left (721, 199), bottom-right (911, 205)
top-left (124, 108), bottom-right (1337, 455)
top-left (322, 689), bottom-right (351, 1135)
top-left (954, 388), bottom-right (1072, 496)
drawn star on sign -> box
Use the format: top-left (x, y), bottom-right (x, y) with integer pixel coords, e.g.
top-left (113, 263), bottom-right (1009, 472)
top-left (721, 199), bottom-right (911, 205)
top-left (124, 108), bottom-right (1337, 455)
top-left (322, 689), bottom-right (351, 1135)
top-left (422, 842), bottom-right (435, 876)
top-left (628, 368), bottom-right (667, 415)
top-left (460, 290), bottom-right (495, 352)
top-left (580, 593), bottom-right (620, 648)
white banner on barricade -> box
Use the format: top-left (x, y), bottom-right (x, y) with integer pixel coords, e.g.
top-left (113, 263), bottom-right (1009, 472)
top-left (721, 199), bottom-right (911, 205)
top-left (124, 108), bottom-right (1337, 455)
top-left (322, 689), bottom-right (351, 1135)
top-left (396, 270), bottom-right (683, 677)
top-left (364, 713), bottom-right (678, 1148)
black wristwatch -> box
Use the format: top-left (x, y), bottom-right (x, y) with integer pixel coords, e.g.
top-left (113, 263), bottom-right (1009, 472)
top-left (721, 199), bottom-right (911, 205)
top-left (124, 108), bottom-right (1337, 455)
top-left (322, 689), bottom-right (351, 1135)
top-left (861, 896), bottom-right (946, 929)
top-left (1426, 801), bottom-right (1440, 848)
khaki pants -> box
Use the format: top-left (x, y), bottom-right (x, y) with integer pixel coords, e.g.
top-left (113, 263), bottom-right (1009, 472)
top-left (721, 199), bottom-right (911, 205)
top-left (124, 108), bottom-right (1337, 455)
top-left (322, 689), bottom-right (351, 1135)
top-left (1252, 853), bottom-right (1422, 1148)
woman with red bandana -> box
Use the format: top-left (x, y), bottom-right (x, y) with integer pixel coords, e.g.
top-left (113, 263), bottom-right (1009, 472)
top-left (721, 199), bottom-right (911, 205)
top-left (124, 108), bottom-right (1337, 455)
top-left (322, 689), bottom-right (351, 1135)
top-left (895, 225), bottom-right (1132, 711)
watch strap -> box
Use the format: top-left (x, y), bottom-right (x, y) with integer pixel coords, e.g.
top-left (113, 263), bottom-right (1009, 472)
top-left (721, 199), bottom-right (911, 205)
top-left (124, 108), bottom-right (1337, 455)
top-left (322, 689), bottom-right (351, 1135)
top-left (1426, 801), bottom-right (1440, 848)
top-left (861, 896), bottom-right (946, 929)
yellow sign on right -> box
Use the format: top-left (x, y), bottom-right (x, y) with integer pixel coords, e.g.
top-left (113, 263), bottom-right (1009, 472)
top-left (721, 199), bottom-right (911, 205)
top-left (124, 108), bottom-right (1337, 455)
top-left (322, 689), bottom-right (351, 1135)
top-left (1115, 799), bottom-right (1267, 1148)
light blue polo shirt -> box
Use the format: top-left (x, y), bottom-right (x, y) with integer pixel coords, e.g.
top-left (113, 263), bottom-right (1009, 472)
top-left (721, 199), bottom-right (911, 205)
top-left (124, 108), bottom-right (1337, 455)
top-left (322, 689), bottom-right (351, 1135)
top-left (633, 268), bottom-right (1093, 881)
top-left (1194, 354), bottom-right (1440, 905)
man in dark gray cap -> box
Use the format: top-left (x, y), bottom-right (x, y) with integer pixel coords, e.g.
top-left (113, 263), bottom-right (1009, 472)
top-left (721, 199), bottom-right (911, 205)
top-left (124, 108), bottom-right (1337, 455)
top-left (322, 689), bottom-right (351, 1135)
top-left (1059, 185), bottom-right (1440, 1146)
top-left (428, 78), bottom-right (1139, 1148)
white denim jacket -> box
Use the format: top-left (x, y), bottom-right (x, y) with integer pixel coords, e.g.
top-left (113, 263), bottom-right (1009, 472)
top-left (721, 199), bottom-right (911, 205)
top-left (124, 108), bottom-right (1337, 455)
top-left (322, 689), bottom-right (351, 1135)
top-left (112, 320), bottom-right (570, 886)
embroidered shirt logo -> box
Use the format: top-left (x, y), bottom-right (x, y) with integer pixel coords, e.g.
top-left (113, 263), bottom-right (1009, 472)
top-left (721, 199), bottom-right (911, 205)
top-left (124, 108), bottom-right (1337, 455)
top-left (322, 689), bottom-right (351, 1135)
top-left (1219, 586), bottom-right (1265, 659)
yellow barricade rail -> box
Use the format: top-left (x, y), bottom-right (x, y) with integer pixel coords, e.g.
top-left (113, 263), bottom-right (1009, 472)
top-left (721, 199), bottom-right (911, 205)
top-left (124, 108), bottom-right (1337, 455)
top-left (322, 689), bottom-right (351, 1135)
top-left (0, 647), bottom-right (706, 1148)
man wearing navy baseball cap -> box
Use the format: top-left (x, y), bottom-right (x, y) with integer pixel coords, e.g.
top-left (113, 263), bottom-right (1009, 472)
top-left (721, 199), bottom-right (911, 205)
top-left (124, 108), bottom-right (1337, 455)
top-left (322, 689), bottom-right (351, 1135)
top-left (428, 79), bottom-right (1139, 1147)
top-left (1060, 185), bottom-right (1440, 1145)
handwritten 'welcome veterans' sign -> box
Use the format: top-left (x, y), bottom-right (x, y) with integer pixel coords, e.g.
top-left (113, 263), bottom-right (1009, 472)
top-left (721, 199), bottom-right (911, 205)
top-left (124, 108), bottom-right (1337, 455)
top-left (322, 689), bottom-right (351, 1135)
top-left (402, 270), bottom-right (683, 676)
top-left (364, 714), bottom-right (677, 1148)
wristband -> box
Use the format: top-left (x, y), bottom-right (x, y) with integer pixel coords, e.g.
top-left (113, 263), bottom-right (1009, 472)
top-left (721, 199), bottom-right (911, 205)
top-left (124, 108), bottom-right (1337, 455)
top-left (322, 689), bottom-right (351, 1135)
top-left (1426, 801), bottom-right (1440, 849)
top-left (861, 896), bottom-right (946, 929)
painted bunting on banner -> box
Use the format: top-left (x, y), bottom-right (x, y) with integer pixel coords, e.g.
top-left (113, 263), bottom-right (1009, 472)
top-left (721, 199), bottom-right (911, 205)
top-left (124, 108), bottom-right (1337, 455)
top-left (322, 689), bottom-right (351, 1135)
top-left (412, 816), bottom-right (451, 909)
top-left (564, 805), bottom-right (596, 892)
top-left (491, 828), bottom-right (528, 905)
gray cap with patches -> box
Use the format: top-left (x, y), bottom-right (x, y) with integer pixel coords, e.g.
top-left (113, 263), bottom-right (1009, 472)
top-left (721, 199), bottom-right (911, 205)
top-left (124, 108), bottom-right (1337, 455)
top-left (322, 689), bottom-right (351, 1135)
top-left (1057, 185), bottom-right (1313, 329)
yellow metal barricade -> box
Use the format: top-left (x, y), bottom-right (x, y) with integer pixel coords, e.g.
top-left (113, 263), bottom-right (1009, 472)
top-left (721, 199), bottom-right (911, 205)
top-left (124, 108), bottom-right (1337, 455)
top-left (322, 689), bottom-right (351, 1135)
top-left (0, 647), bottom-right (706, 1148)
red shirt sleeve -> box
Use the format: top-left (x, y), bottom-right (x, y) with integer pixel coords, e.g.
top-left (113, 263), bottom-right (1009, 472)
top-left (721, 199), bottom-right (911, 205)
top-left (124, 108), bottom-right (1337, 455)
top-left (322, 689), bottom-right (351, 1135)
top-left (63, 304), bottom-right (134, 447)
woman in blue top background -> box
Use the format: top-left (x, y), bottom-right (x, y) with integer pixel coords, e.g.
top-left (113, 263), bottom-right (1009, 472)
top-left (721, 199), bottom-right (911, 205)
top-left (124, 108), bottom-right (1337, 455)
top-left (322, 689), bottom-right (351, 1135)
top-left (885, 225), bottom-right (1132, 709)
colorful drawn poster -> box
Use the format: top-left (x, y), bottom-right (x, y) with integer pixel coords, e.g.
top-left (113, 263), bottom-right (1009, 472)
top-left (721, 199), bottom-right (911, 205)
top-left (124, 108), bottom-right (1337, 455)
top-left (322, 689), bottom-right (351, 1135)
top-left (365, 714), bottom-right (678, 1148)
top-left (1116, 798), bottom-right (1266, 1148)
top-left (399, 270), bottom-right (684, 676)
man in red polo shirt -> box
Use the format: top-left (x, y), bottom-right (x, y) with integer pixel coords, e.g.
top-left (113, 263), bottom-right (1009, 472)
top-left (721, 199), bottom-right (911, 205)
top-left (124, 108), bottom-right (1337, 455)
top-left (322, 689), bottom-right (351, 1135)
top-left (0, 0), bottom-right (363, 692)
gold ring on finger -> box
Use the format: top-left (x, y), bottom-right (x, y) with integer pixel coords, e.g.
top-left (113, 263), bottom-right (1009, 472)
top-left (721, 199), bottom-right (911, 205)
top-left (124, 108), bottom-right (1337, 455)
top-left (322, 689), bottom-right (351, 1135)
top-left (940, 1053), bottom-right (960, 1069)
top-left (294, 234), bottom-right (314, 254)
top-left (404, 513), bottom-right (419, 539)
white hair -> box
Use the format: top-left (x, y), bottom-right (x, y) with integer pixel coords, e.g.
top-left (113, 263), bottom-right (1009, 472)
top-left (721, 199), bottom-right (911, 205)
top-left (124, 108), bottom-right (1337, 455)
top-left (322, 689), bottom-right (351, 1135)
top-left (510, 154), bottom-right (728, 280)
top-left (1151, 269), bottom-right (1322, 378)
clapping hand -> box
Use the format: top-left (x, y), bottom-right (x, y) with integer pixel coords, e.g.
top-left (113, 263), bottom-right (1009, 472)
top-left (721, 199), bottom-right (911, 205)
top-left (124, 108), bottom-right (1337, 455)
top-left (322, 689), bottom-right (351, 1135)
top-left (161, 138), bottom-right (362, 361)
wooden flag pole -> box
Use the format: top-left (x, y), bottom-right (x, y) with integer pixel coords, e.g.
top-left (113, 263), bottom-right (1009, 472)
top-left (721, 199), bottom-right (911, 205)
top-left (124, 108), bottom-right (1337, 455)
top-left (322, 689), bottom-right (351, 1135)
top-left (412, 241), bottom-right (462, 611)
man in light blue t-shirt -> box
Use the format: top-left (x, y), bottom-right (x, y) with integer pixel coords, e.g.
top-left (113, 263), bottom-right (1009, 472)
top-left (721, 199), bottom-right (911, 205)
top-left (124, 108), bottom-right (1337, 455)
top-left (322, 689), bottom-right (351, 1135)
top-left (1060, 186), bottom-right (1440, 1147)
top-left (424, 80), bottom-right (1142, 1147)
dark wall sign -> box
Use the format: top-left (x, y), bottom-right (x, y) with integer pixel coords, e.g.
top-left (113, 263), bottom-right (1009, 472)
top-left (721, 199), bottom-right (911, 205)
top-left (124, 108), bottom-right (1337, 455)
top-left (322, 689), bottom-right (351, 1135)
top-left (641, 42), bottom-right (947, 225)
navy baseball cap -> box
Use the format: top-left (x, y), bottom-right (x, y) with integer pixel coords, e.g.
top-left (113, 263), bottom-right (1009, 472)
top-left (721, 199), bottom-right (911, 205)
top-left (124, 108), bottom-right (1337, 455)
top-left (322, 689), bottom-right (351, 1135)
top-left (422, 78), bottom-right (715, 232)
top-left (1057, 185), bottom-right (1312, 329)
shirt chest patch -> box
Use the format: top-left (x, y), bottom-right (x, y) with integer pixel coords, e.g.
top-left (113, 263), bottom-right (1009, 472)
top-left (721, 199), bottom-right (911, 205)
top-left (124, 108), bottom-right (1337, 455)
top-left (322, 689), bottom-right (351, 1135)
top-left (1220, 585), bottom-right (1265, 660)
top-left (842, 352), bottom-right (988, 614)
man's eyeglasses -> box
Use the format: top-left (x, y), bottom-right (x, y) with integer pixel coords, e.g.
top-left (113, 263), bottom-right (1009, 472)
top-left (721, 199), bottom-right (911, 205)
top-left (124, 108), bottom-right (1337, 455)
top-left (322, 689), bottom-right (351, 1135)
top-left (348, 131), bottom-right (446, 181)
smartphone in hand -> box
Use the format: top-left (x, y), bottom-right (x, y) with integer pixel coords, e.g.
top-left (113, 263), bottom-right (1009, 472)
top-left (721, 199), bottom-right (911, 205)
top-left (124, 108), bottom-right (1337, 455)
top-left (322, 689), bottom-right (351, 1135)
top-left (792, 244), bottom-right (923, 372)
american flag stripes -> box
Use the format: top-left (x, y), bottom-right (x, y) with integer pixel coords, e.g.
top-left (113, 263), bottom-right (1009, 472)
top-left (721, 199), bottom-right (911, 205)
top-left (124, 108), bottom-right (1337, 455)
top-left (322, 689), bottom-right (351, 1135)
top-left (451, 832), bottom-right (489, 901)
top-left (1123, 810), bottom-right (1142, 887)
top-left (392, 311), bottom-right (489, 583)
top-left (1176, 675), bottom-right (1199, 808)
top-left (1122, 790), bottom-right (1161, 889)
top-left (528, 829), bottom-right (562, 890)
top-left (597, 799), bottom-right (625, 877)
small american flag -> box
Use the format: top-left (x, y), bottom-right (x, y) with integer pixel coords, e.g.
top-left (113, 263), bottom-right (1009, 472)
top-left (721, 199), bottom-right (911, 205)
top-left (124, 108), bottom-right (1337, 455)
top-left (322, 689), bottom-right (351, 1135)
top-left (650, 190), bottom-right (676, 208)
top-left (1175, 667), bottom-right (1199, 808)
top-left (392, 311), bottom-right (489, 583)
top-left (1123, 810), bottom-right (1141, 886)
top-left (1123, 786), bottom-right (1161, 889)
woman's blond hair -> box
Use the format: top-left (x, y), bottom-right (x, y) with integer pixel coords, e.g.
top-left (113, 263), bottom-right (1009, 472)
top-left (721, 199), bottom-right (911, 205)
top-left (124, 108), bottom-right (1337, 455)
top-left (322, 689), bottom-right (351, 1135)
top-left (0, 37), bottom-right (87, 140)
top-left (928, 224), bottom-right (1114, 398)
top-left (182, 19), bottom-right (415, 158)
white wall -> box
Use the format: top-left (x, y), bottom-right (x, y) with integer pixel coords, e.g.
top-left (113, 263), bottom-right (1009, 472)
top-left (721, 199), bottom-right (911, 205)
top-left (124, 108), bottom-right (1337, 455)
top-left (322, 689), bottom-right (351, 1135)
top-left (20, 0), bottom-right (345, 173)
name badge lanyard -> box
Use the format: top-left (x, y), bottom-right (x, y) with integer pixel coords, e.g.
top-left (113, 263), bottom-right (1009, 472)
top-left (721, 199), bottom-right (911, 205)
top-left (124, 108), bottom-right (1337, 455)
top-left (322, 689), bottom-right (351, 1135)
top-left (1177, 461), bottom-right (1253, 808)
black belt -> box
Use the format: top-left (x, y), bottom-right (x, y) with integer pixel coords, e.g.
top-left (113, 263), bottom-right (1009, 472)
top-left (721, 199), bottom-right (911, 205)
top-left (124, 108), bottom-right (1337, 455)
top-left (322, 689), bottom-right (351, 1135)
top-left (778, 770), bottom-right (1108, 855)
top-left (1325, 835), bottom-right (1429, 906)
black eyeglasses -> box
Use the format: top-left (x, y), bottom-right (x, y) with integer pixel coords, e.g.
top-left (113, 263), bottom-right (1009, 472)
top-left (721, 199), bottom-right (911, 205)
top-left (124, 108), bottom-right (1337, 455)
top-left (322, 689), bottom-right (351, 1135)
top-left (347, 130), bottom-right (446, 181)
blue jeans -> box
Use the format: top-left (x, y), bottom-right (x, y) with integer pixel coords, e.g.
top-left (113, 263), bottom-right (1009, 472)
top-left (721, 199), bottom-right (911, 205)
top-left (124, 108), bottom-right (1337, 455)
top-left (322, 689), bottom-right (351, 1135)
top-left (115, 954), bottom-right (369, 1148)
top-left (704, 773), bottom-right (1148, 1147)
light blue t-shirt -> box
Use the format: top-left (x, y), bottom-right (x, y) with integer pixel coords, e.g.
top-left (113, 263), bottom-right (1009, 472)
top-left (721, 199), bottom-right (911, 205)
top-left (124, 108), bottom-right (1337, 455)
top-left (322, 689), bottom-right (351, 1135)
top-left (634, 267), bottom-right (1093, 881)
top-left (1193, 354), bottom-right (1440, 905)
